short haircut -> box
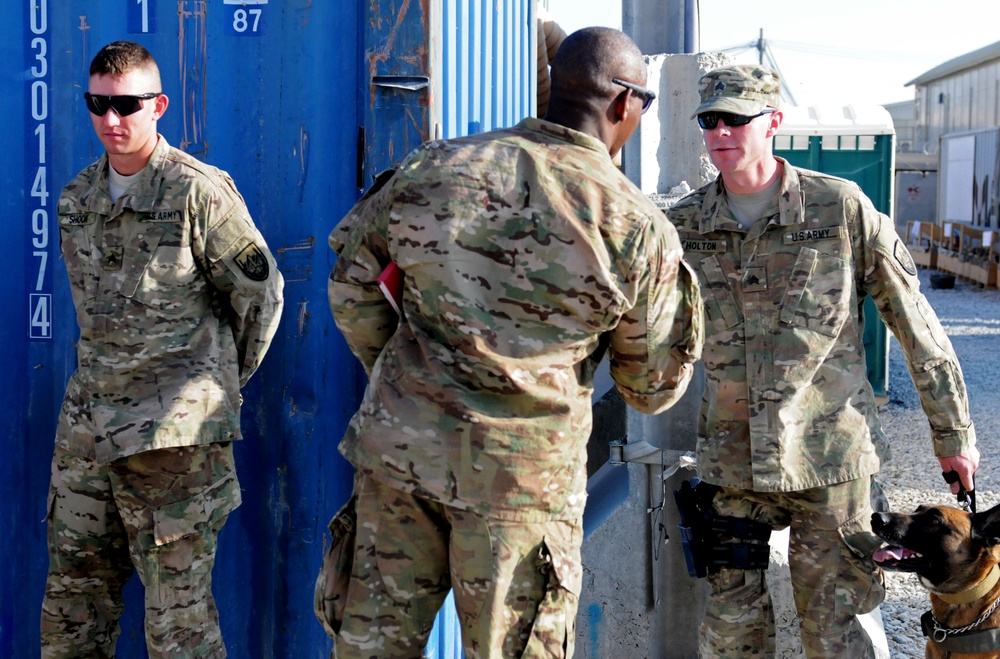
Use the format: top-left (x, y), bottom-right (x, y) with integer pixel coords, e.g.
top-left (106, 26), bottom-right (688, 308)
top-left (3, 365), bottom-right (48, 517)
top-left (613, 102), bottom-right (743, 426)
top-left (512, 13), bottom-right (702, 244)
top-left (89, 40), bottom-right (161, 86)
top-left (549, 27), bottom-right (645, 104)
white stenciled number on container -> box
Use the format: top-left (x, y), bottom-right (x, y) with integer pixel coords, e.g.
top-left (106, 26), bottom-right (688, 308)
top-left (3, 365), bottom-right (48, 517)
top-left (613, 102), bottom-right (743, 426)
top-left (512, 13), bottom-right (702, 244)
top-left (224, 0), bottom-right (267, 36)
top-left (27, 0), bottom-right (51, 339)
top-left (128, 0), bottom-right (157, 33)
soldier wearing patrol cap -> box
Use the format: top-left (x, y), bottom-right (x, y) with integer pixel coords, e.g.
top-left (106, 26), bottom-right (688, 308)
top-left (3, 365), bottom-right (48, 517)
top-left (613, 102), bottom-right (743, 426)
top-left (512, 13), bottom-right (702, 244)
top-left (324, 26), bottom-right (703, 659)
top-left (41, 41), bottom-right (284, 658)
top-left (668, 63), bottom-right (979, 657)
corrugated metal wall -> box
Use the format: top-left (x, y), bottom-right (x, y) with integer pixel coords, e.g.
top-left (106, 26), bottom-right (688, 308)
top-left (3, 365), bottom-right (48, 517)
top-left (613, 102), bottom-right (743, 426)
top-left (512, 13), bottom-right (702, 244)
top-left (914, 59), bottom-right (1000, 153)
top-left (2, 0), bottom-right (534, 657)
top-left (435, 0), bottom-right (536, 138)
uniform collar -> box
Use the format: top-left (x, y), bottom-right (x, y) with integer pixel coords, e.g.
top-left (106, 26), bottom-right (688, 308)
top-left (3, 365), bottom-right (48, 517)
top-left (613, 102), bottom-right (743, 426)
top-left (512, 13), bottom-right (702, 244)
top-left (87, 135), bottom-right (173, 214)
top-left (517, 117), bottom-right (613, 157)
top-left (696, 156), bottom-right (807, 235)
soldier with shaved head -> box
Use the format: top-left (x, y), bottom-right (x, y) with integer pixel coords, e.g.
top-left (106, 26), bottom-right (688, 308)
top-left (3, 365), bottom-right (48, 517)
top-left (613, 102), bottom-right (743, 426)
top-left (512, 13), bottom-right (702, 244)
top-left (42, 40), bottom-right (283, 658)
top-left (321, 26), bottom-right (702, 658)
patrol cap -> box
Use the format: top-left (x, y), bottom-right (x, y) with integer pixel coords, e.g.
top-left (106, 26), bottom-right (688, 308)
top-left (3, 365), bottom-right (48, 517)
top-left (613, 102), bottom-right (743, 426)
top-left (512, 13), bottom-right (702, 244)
top-left (691, 64), bottom-right (781, 119)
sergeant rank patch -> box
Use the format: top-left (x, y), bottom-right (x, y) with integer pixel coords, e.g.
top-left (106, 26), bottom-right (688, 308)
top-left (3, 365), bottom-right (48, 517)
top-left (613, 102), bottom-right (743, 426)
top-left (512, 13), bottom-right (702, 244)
top-left (234, 243), bottom-right (270, 281)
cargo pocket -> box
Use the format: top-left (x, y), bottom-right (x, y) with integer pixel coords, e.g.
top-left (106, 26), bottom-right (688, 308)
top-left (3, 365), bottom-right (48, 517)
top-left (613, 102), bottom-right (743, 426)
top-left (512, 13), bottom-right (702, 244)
top-left (836, 510), bottom-right (886, 618)
top-left (520, 536), bottom-right (581, 659)
top-left (152, 470), bottom-right (241, 547)
top-left (314, 496), bottom-right (357, 638)
top-left (146, 471), bottom-right (241, 598)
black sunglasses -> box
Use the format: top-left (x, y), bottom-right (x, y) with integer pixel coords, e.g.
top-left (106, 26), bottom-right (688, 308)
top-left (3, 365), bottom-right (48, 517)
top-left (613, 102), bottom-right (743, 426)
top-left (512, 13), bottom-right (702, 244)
top-left (612, 77), bottom-right (656, 114)
top-left (84, 92), bottom-right (161, 117)
top-left (697, 109), bottom-right (775, 130)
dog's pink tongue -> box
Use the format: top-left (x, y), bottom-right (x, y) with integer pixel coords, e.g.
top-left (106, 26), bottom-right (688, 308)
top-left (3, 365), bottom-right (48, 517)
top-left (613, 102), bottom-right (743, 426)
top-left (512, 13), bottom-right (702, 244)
top-left (873, 546), bottom-right (908, 562)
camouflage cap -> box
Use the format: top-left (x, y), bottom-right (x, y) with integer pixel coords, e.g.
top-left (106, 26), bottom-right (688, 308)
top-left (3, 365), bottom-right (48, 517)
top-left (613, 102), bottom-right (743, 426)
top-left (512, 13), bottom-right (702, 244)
top-left (691, 64), bottom-right (781, 119)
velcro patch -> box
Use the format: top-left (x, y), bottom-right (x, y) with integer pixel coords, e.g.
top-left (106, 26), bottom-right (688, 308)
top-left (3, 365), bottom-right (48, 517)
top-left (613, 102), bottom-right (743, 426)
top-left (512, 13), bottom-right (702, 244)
top-left (234, 243), bottom-right (270, 281)
top-left (784, 226), bottom-right (843, 244)
top-left (139, 210), bottom-right (184, 223)
top-left (102, 246), bottom-right (124, 271)
top-left (894, 240), bottom-right (917, 276)
top-left (742, 266), bottom-right (767, 292)
top-left (59, 213), bottom-right (93, 227)
top-left (681, 238), bottom-right (724, 252)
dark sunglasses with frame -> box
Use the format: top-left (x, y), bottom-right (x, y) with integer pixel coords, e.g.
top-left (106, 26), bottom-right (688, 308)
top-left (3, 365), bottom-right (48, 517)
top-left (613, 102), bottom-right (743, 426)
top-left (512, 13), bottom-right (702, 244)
top-left (612, 78), bottom-right (656, 114)
top-left (84, 92), bottom-right (161, 117)
top-left (697, 109), bottom-right (775, 130)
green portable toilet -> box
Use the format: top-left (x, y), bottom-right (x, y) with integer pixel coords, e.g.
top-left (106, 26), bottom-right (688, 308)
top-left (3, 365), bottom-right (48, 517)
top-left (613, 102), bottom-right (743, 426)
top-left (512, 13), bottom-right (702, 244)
top-left (773, 105), bottom-right (895, 399)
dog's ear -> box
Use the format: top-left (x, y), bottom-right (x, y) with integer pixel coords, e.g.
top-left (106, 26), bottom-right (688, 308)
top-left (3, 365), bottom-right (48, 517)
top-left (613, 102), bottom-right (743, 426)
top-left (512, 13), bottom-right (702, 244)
top-left (971, 502), bottom-right (1000, 547)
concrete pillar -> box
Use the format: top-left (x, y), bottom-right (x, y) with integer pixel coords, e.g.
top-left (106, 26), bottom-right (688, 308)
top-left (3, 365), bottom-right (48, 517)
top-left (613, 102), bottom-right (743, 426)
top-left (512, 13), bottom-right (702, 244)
top-left (621, 0), bottom-right (699, 58)
top-left (623, 52), bottom-right (731, 196)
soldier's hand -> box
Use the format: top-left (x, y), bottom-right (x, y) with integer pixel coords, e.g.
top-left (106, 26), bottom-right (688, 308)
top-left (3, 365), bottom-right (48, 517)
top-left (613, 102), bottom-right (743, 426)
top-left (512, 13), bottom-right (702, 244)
top-left (938, 445), bottom-right (980, 494)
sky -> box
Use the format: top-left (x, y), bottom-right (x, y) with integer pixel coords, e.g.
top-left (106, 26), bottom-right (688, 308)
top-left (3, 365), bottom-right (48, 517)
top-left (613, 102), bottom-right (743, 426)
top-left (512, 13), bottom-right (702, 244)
top-left (544, 0), bottom-right (1000, 108)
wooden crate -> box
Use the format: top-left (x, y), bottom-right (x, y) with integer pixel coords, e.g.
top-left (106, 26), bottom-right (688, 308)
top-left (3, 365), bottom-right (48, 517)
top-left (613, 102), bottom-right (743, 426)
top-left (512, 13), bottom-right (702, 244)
top-left (956, 225), bottom-right (997, 287)
top-left (904, 221), bottom-right (939, 269)
top-left (935, 222), bottom-right (963, 277)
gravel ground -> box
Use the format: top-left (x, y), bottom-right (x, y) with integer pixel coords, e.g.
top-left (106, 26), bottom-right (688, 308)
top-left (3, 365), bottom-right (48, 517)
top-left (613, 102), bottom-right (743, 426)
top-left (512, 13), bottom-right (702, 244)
top-left (773, 267), bottom-right (1000, 657)
top-left (877, 268), bottom-right (1000, 657)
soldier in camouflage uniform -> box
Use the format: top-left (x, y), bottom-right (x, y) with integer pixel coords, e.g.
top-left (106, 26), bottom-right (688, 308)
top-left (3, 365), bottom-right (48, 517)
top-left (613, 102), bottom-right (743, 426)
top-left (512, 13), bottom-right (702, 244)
top-left (325, 27), bottom-right (702, 659)
top-left (667, 64), bottom-right (979, 657)
top-left (41, 41), bottom-right (284, 658)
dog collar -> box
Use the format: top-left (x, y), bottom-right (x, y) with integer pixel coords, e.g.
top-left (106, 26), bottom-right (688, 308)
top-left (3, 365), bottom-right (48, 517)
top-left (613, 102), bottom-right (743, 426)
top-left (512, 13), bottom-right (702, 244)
top-left (922, 608), bottom-right (1000, 654)
top-left (935, 564), bottom-right (1000, 605)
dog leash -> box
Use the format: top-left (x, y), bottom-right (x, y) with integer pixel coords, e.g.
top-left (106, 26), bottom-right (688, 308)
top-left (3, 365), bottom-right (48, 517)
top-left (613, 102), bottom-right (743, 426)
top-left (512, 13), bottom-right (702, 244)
top-left (943, 470), bottom-right (976, 514)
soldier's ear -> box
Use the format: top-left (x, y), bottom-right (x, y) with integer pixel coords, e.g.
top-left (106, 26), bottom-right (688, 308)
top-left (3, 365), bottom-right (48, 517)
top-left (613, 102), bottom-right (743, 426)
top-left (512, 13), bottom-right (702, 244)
top-left (153, 94), bottom-right (169, 120)
top-left (764, 110), bottom-right (782, 138)
top-left (611, 90), bottom-right (629, 123)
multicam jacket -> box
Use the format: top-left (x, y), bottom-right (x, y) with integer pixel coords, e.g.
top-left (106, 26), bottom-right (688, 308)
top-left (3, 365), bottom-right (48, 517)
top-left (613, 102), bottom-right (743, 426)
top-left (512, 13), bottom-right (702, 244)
top-left (56, 136), bottom-right (284, 463)
top-left (668, 158), bottom-right (975, 492)
top-left (329, 117), bottom-right (703, 522)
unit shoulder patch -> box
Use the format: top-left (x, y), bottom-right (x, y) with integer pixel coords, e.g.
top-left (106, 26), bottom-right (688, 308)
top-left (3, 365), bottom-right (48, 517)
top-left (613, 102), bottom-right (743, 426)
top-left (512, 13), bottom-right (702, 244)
top-left (234, 243), bottom-right (270, 281)
top-left (894, 239), bottom-right (917, 276)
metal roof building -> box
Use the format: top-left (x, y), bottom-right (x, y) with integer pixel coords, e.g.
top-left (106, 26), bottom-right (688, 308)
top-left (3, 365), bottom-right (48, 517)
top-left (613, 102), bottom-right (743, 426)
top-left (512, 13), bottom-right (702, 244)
top-left (906, 39), bottom-right (1000, 152)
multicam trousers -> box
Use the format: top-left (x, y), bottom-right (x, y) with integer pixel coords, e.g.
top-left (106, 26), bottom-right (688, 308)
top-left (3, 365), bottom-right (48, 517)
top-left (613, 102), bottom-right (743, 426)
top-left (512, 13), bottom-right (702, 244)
top-left (330, 473), bottom-right (582, 659)
top-left (700, 477), bottom-right (886, 658)
top-left (41, 442), bottom-right (241, 659)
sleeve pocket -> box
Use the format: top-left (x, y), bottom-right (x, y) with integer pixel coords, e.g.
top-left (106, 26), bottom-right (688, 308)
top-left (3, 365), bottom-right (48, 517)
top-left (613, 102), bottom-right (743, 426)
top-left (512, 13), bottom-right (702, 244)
top-left (779, 247), bottom-right (852, 338)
